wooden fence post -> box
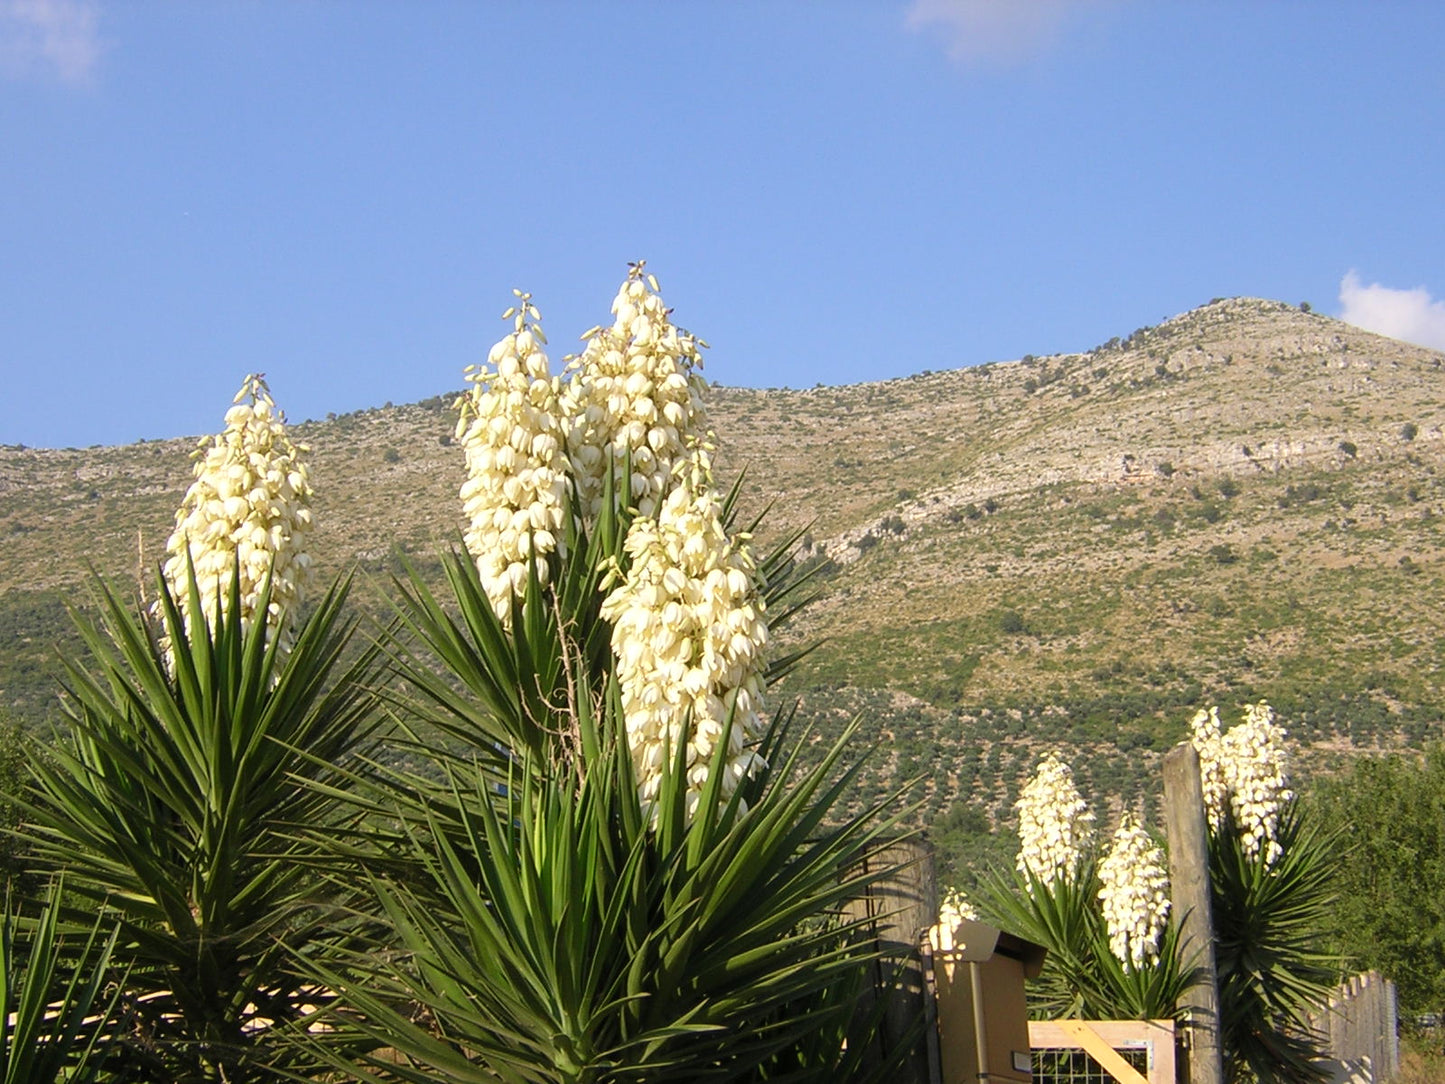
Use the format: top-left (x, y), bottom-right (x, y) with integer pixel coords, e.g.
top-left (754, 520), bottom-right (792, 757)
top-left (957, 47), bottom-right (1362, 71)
top-left (843, 836), bottom-right (937, 1084)
top-left (1163, 742), bottom-right (1224, 1084)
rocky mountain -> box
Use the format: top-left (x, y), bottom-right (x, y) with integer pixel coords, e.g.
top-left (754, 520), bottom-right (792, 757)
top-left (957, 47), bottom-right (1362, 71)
top-left (5, 297), bottom-right (1444, 874)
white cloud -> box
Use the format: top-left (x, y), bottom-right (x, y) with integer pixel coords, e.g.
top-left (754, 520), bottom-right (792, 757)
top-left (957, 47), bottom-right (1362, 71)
top-left (0, 0), bottom-right (102, 84)
top-left (904, 0), bottom-right (1110, 66)
top-left (1337, 271), bottom-right (1445, 352)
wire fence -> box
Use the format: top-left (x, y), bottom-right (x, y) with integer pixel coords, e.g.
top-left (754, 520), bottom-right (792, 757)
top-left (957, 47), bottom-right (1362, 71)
top-left (1033, 1047), bottom-right (1150, 1084)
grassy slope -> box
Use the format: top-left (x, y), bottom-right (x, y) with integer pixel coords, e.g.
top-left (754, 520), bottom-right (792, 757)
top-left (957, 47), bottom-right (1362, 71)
top-left (5, 299), bottom-right (1445, 877)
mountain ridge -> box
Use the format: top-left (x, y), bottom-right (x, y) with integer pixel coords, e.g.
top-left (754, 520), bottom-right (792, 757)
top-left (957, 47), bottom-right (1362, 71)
top-left (5, 296), bottom-right (1445, 847)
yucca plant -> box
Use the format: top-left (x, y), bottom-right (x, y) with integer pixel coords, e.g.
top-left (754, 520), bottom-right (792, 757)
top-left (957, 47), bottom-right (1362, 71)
top-left (1210, 800), bottom-right (1340, 1084)
top-left (301, 694), bottom-right (907, 1084)
top-left (975, 859), bottom-right (1106, 1019)
top-left (1189, 703), bottom-right (1341, 1082)
top-left (1, 878), bottom-right (124, 1084)
top-left (976, 858), bottom-right (1193, 1021)
top-left (301, 513), bottom-right (903, 1082)
top-left (296, 269), bottom-right (909, 1082)
top-left (22, 564), bottom-right (381, 1083)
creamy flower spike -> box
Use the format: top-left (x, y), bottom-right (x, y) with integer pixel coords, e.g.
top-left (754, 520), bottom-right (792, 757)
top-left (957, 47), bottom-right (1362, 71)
top-left (1015, 752), bottom-right (1095, 887)
top-left (599, 457), bottom-right (768, 821)
top-left (562, 264), bottom-right (711, 520)
top-left (160, 374), bottom-right (315, 661)
top-left (1190, 701), bottom-right (1293, 865)
top-left (1221, 702), bottom-right (1293, 865)
top-left (1097, 814), bottom-right (1171, 970)
top-left (455, 292), bottom-right (570, 624)
top-left (1189, 706), bottom-right (1230, 828)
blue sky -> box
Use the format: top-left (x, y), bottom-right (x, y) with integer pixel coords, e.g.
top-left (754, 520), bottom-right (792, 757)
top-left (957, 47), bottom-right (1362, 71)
top-left (3, 1), bottom-right (1443, 449)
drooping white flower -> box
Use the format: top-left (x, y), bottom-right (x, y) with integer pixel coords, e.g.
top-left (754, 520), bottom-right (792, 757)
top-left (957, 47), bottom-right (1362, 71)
top-left (455, 292), bottom-right (570, 624)
top-left (1097, 814), bottom-right (1171, 971)
top-left (1190, 701), bottom-right (1293, 865)
top-left (561, 263), bottom-right (711, 521)
top-left (159, 374), bottom-right (315, 663)
top-left (599, 457), bottom-right (768, 820)
top-left (1015, 752), bottom-right (1095, 887)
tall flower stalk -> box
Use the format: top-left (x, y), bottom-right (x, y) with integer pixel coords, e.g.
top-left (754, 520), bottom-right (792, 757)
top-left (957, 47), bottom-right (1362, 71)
top-left (562, 262), bottom-right (712, 521)
top-left (159, 373), bottom-right (314, 664)
top-left (1191, 701), bottom-right (1295, 864)
top-left (1096, 814), bottom-right (1170, 971)
top-left (456, 292), bottom-right (570, 625)
top-left (600, 456), bottom-right (769, 819)
top-left (1015, 751), bottom-right (1095, 887)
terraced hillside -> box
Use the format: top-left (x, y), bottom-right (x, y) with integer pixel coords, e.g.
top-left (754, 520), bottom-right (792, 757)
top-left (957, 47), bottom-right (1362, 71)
top-left (5, 297), bottom-right (1445, 882)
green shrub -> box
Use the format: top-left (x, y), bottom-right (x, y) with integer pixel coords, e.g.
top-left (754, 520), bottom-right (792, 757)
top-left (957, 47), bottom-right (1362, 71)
top-left (999, 610), bottom-right (1026, 635)
top-left (1310, 748), bottom-right (1445, 1018)
top-left (1209, 543), bottom-right (1238, 565)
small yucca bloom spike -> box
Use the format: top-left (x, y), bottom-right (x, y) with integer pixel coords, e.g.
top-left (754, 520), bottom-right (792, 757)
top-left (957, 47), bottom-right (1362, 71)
top-left (1097, 813), bottom-right (1171, 970)
top-left (928, 886), bottom-right (981, 954)
top-left (455, 291), bottom-right (570, 625)
top-left (599, 452), bottom-right (769, 822)
top-left (561, 262), bottom-right (712, 520)
top-left (159, 373), bottom-right (314, 663)
top-left (1015, 751), bottom-right (1095, 888)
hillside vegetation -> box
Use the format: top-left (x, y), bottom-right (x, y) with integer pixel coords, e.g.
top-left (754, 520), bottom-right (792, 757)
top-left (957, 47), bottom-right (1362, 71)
top-left (5, 297), bottom-right (1445, 852)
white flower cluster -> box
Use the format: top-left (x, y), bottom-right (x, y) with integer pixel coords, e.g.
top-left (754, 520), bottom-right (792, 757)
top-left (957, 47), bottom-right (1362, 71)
top-left (1096, 814), bottom-right (1171, 971)
top-left (1191, 702), bottom-right (1293, 865)
top-left (928, 887), bottom-right (981, 955)
top-left (1226, 702), bottom-right (1293, 864)
top-left (1015, 752), bottom-right (1095, 887)
top-left (599, 461), bottom-right (769, 820)
top-left (562, 264), bottom-right (711, 521)
top-left (160, 374), bottom-right (314, 662)
top-left (450, 268), bottom-right (768, 824)
top-left (1188, 707), bottom-right (1230, 828)
top-left (456, 292), bottom-right (570, 624)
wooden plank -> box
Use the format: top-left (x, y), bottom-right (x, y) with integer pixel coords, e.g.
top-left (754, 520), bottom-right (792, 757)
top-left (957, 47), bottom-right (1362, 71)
top-left (1030, 1020), bottom-right (1172, 1049)
top-left (1055, 1020), bottom-right (1150, 1084)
